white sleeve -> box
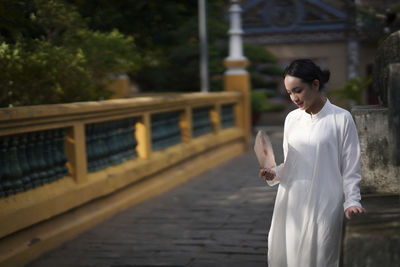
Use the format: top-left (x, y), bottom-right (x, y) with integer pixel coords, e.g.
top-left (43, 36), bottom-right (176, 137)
top-left (341, 113), bottom-right (363, 211)
top-left (266, 117), bottom-right (289, 187)
top-left (268, 163), bottom-right (283, 186)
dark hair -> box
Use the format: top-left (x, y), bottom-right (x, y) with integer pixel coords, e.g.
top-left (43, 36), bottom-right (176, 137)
top-left (283, 59), bottom-right (330, 90)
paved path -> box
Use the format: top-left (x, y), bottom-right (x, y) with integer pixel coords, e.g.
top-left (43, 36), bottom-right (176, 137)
top-left (27, 128), bottom-right (283, 267)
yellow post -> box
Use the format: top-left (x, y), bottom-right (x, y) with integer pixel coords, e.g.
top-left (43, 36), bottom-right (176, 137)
top-left (210, 103), bottom-right (221, 134)
top-left (65, 123), bottom-right (88, 183)
top-left (135, 113), bottom-right (152, 159)
top-left (108, 75), bottom-right (130, 99)
top-left (223, 60), bottom-right (251, 147)
top-left (223, 0), bottom-right (251, 148)
top-left (180, 107), bottom-right (193, 143)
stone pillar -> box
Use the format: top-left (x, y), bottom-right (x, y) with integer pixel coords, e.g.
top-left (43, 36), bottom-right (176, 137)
top-left (347, 40), bottom-right (359, 79)
top-left (372, 31), bottom-right (400, 168)
top-left (351, 106), bottom-right (399, 194)
top-left (344, 30), bottom-right (400, 267)
top-left (224, 0), bottom-right (251, 147)
top-left (387, 63), bottom-right (400, 167)
top-left (346, 0), bottom-right (359, 80)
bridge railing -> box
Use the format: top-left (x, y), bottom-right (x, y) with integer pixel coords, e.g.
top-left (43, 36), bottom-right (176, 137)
top-left (0, 92), bottom-right (246, 240)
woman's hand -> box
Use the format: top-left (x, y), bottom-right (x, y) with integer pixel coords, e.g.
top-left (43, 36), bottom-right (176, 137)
top-left (259, 166), bottom-right (276, 181)
top-left (345, 206), bottom-right (366, 219)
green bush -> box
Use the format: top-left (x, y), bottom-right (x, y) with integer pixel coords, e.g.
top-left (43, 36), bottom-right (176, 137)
top-left (328, 76), bottom-right (372, 108)
top-left (244, 43), bottom-right (277, 64)
top-left (0, 40), bottom-right (94, 106)
top-left (244, 43), bottom-right (282, 90)
top-left (251, 90), bottom-right (285, 113)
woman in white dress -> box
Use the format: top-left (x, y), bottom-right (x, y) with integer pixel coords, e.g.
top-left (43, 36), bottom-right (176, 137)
top-left (260, 59), bottom-right (366, 267)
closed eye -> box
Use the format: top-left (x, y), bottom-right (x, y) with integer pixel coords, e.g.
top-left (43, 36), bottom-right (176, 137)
top-left (287, 88), bottom-right (302, 94)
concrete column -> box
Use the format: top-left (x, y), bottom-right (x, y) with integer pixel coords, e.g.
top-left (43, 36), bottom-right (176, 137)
top-left (180, 107), bottom-right (193, 143)
top-left (198, 0), bottom-right (209, 93)
top-left (135, 113), bottom-right (152, 159)
top-left (65, 123), bottom-right (87, 184)
top-left (224, 0), bottom-right (251, 147)
top-left (347, 39), bottom-right (359, 79)
top-left (210, 104), bottom-right (221, 134)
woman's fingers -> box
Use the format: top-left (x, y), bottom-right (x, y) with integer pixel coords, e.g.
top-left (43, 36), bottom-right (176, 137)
top-left (259, 167), bottom-right (276, 181)
top-left (345, 206), bottom-right (366, 219)
top-left (356, 207), bottom-right (366, 213)
top-left (345, 210), bottom-right (351, 219)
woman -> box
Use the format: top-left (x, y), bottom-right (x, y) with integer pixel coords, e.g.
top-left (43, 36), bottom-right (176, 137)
top-left (260, 59), bottom-right (365, 267)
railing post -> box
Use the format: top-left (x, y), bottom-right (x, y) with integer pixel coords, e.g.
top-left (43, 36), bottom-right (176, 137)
top-left (224, 0), bottom-right (251, 147)
top-left (211, 104), bottom-right (221, 134)
top-left (180, 107), bottom-right (193, 143)
top-left (135, 113), bottom-right (152, 159)
top-left (65, 123), bottom-right (87, 183)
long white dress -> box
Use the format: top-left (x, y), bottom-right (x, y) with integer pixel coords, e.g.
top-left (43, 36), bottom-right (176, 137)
top-left (267, 99), bottom-right (363, 267)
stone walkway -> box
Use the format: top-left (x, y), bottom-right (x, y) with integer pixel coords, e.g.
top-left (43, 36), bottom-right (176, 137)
top-left (27, 128), bottom-right (283, 267)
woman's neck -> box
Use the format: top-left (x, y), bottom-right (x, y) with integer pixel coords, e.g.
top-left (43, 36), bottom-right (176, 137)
top-left (306, 95), bottom-right (327, 115)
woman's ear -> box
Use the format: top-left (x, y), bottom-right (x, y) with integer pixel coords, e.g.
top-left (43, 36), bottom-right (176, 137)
top-left (312, 79), bottom-right (320, 91)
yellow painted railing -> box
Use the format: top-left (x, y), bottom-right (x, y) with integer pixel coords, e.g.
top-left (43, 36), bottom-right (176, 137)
top-left (0, 92), bottom-right (248, 253)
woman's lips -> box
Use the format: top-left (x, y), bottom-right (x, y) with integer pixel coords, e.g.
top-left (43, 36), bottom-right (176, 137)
top-left (296, 102), bottom-right (303, 107)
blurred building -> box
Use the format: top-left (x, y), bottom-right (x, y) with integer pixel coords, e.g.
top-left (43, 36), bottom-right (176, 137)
top-left (241, 0), bottom-right (400, 104)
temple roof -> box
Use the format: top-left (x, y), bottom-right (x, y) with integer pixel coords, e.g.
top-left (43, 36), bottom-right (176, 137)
top-left (242, 0), bottom-right (351, 43)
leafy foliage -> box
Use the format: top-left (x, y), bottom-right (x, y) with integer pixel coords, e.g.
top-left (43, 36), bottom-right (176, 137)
top-left (0, 40), bottom-right (93, 105)
top-left (0, 0), bottom-right (283, 106)
top-left (0, 0), bottom-right (142, 107)
top-left (251, 90), bottom-right (285, 113)
top-left (244, 43), bottom-right (282, 90)
top-left (328, 76), bottom-right (372, 108)
top-left (356, 3), bottom-right (400, 42)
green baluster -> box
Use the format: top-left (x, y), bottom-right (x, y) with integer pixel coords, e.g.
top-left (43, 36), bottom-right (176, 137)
top-left (0, 137), bottom-right (12, 197)
top-left (105, 121), bottom-right (114, 164)
top-left (54, 129), bottom-right (68, 178)
top-left (52, 130), bottom-right (63, 179)
top-left (102, 122), bottom-right (112, 165)
top-left (17, 134), bottom-right (33, 191)
top-left (114, 120), bottom-right (124, 163)
top-left (121, 120), bottom-right (129, 154)
top-left (97, 122), bottom-right (108, 169)
top-left (36, 131), bottom-right (49, 185)
top-left (109, 121), bottom-right (121, 164)
top-left (120, 119), bottom-right (130, 161)
top-left (114, 121), bottom-right (122, 158)
top-left (222, 105), bottom-right (234, 128)
top-left (57, 129), bottom-right (69, 177)
top-left (85, 124), bottom-right (95, 172)
top-left (9, 136), bottom-right (23, 194)
top-left (91, 123), bottom-right (101, 171)
top-left (43, 130), bottom-right (57, 182)
top-left (27, 132), bottom-right (41, 188)
top-left (92, 123), bottom-right (102, 171)
top-left (0, 138), bottom-right (4, 198)
top-left (126, 119), bottom-right (137, 158)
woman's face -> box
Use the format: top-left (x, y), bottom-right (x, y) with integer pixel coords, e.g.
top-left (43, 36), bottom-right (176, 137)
top-left (284, 75), bottom-right (320, 111)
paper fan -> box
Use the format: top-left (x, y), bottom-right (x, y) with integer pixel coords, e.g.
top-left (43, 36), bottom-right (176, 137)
top-left (254, 130), bottom-right (276, 169)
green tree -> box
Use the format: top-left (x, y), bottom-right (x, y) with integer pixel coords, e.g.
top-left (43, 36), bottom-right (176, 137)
top-left (0, 0), bottom-right (142, 107)
top-left (70, 0), bottom-right (228, 92)
top-left (244, 43), bottom-right (282, 90)
top-left (0, 0), bottom-right (283, 106)
top-left (328, 76), bottom-right (372, 109)
top-left (71, 0), bottom-right (282, 93)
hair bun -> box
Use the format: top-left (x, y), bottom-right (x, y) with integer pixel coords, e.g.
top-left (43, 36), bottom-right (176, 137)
top-left (283, 59), bottom-right (330, 90)
top-left (321, 70), bottom-right (330, 83)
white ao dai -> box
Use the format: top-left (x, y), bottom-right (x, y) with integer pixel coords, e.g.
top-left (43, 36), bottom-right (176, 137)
top-left (267, 99), bottom-right (362, 267)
